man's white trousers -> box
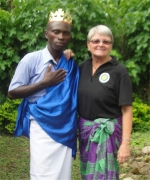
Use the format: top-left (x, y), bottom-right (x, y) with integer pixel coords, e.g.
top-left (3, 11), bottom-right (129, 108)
top-left (30, 120), bottom-right (73, 180)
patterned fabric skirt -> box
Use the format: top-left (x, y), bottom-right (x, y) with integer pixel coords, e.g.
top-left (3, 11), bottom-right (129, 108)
top-left (79, 117), bottom-right (122, 180)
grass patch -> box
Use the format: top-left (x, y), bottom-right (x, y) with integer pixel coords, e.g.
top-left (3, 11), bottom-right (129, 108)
top-left (0, 131), bottom-right (149, 180)
top-left (0, 136), bottom-right (30, 180)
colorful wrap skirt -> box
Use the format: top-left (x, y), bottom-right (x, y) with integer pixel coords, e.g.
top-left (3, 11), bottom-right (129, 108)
top-left (79, 117), bottom-right (122, 180)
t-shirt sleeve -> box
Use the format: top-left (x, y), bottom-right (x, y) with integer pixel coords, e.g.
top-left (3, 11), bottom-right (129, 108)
top-left (118, 73), bottom-right (132, 106)
top-left (8, 59), bottom-right (31, 91)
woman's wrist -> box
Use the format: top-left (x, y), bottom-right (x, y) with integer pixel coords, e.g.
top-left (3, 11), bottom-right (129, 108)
top-left (121, 138), bottom-right (130, 146)
top-left (122, 138), bottom-right (130, 142)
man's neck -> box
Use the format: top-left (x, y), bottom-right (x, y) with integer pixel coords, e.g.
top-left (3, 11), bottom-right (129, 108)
top-left (47, 46), bottom-right (62, 63)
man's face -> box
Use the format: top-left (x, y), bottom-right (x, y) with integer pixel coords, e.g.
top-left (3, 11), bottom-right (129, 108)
top-left (45, 21), bottom-right (71, 53)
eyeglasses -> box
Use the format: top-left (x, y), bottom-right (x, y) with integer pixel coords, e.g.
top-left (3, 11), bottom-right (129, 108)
top-left (89, 39), bottom-right (112, 45)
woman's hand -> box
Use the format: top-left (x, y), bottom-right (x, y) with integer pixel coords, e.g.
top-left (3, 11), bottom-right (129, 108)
top-left (117, 105), bottom-right (132, 164)
top-left (117, 141), bottom-right (130, 164)
top-left (64, 49), bottom-right (74, 60)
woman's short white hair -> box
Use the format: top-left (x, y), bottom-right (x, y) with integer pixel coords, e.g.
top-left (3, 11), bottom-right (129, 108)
top-left (87, 25), bottom-right (114, 43)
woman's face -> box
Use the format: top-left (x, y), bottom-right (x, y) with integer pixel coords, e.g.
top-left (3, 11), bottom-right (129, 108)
top-left (87, 33), bottom-right (112, 59)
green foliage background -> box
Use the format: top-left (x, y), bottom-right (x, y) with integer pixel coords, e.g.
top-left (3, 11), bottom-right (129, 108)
top-left (0, 0), bottom-right (150, 102)
top-left (0, 0), bottom-right (150, 133)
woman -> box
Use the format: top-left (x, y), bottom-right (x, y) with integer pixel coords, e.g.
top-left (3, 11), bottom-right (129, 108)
top-left (77, 25), bottom-right (132, 180)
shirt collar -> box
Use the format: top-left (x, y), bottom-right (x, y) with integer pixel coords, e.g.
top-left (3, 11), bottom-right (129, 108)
top-left (42, 46), bottom-right (57, 65)
top-left (109, 56), bottom-right (119, 65)
top-left (89, 56), bottom-right (118, 66)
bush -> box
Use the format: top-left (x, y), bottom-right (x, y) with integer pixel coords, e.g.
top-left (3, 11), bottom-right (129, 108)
top-left (0, 96), bottom-right (149, 134)
top-left (0, 98), bottom-right (21, 134)
top-left (132, 97), bottom-right (150, 132)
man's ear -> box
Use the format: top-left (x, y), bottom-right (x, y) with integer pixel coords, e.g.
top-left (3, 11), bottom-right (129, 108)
top-left (45, 30), bottom-right (48, 39)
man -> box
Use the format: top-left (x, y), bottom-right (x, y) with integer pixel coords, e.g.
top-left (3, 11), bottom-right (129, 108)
top-left (8, 9), bottom-right (79, 180)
